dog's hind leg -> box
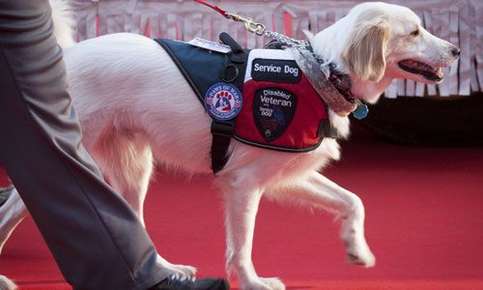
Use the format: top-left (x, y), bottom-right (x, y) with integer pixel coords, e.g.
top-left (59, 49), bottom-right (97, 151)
top-left (266, 171), bottom-right (375, 267)
top-left (91, 130), bottom-right (153, 226)
top-left (92, 130), bottom-right (197, 279)
top-left (0, 187), bottom-right (28, 255)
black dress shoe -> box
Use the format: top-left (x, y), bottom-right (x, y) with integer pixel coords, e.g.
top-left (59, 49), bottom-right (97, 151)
top-left (149, 277), bottom-right (229, 290)
top-left (0, 186), bottom-right (13, 207)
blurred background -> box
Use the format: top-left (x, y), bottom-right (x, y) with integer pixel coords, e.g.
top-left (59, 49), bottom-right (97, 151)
top-left (1, 1), bottom-right (482, 289)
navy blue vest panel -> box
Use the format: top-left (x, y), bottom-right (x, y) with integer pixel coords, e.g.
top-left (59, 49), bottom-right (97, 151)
top-left (156, 39), bottom-right (227, 103)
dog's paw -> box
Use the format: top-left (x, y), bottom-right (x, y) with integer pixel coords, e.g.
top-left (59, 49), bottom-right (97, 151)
top-left (155, 255), bottom-right (197, 280)
top-left (260, 277), bottom-right (286, 290)
top-left (240, 277), bottom-right (286, 290)
top-left (169, 263), bottom-right (197, 278)
top-left (0, 275), bottom-right (17, 290)
top-left (347, 251), bottom-right (375, 267)
top-left (345, 239), bottom-right (376, 267)
top-left (162, 263), bottom-right (197, 280)
top-left (341, 220), bottom-right (376, 268)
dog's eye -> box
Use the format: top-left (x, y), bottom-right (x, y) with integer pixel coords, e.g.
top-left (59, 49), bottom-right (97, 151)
top-left (410, 29), bottom-right (420, 37)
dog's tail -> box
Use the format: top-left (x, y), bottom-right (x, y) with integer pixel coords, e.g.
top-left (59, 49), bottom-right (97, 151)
top-left (49, 0), bottom-right (76, 49)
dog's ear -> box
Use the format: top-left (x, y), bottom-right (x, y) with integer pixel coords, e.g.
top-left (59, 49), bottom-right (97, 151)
top-left (343, 19), bottom-right (390, 82)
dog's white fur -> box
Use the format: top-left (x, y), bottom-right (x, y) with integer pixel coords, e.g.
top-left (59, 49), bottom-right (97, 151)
top-left (0, 2), bottom-right (458, 290)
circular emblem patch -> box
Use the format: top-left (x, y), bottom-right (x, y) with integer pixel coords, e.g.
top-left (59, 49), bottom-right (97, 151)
top-left (204, 82), bottom-right (243, 121)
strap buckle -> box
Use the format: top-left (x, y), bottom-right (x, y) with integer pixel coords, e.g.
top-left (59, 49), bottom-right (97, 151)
top-left (211, 120), bottom-right (234, 137)
top-left (221, 64), bottom-right (240, 83)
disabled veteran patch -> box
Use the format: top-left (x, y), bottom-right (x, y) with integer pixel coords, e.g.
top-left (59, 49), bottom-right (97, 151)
top-left (204, 82), bottom-right (243, 121)
top-left (253, 88), bottom-right (297, 142)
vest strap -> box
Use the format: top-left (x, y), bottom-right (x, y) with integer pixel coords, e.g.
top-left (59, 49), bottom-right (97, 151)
top-left (319, 121), bottom-right (340, 139)
top-left (210, 33), bottom-right (248, 174)
top-left (210, 120), bottom-right (235, 173)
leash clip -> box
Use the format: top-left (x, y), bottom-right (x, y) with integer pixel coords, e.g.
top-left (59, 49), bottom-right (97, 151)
top-left (226, 13), bottom-right (266, 36)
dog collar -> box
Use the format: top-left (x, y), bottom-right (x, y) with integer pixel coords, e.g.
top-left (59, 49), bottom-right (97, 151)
top-left (290, 44), bottom-right (357, 116)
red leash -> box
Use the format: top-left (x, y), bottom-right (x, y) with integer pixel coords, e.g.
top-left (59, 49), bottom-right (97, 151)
top-left (194, 0), bottom-right (266, 35)
top-left (194, 0), bottom-right (230, 18)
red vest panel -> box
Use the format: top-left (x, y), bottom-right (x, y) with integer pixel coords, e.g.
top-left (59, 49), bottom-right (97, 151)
top-left (234, 49), bottom-right (330, 152)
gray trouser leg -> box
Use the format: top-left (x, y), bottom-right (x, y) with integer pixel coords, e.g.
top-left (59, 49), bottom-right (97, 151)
top-left (0, 1), bottom-right (165, 289)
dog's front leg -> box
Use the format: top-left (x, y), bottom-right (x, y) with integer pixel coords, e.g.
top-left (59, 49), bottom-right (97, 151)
top-left (222, 184), bottom-right (285, 290)
top-left (268, 171), bottom-right (375, 267)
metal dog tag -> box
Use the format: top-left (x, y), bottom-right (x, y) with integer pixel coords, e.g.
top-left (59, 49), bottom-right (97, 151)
top-left (353, 101), bottom-right (369, 120)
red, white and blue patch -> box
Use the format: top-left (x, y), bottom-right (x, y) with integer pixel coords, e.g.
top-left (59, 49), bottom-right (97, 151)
top-left (204, 82), bottom-right (243, 121)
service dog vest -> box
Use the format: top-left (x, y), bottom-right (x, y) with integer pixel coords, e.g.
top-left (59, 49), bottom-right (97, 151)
top-left (156, 35), bottom-right (336, 172)
top-left (237, 49), bottom-right (332, 151)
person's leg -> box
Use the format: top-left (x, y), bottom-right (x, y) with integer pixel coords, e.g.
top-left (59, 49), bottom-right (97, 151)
top-left (0, 1), bottom-right (166, 289)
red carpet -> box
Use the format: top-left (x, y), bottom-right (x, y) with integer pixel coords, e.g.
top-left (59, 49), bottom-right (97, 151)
top-left (1, 135), bottom-right (483, 290)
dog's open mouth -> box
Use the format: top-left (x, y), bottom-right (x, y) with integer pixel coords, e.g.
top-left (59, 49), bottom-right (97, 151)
top-left (398, 59), bottom-right (444, 82)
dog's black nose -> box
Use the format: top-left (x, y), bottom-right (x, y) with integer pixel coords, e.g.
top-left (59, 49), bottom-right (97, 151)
top-left (451, 47), bottom-right (461, 57)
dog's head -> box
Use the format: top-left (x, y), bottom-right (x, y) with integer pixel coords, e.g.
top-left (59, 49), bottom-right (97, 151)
top-left (313, 2), bottom-right (460, 104)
